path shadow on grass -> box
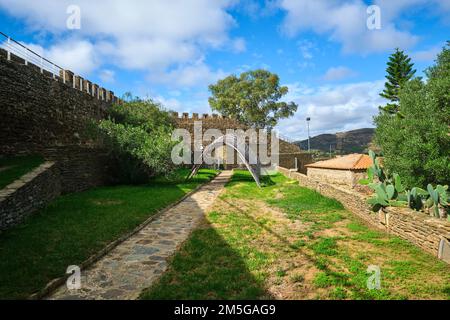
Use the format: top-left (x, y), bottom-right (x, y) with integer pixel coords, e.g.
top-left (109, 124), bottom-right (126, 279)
top-left (141, 220), bottom-right (273, 300)
top-left (142, 171), bottom-right (273, 300)
top-left (0, 170), bottom-right (217, 300)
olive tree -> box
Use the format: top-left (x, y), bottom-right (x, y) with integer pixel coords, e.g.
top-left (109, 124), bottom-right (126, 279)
top-left (208, 69), bottom-right (298, 130)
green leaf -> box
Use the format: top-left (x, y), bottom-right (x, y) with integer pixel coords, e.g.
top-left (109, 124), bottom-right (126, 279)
top-left (414, 188), bottom-right (428, 196)
top-left (359, 179), bottom-right (370, 185)
top-left (388, 200), bottom-right (408, 207)
top-left (397, 193), bottom-right (407, 202)
top-left (368, 182), bottom-right (380, 191)
top-left (375, 185), bottom-right (388, 201)
top-left (367, 167), bottom-right (374, 181)
top-left (386, 184), bottom-right (395, 200)
top-left (433, 205), bottom-right (440, 218)
top-left (393, 173), bottom-right (405, 193)
top-left (369, 150), bottom-right (376, 162)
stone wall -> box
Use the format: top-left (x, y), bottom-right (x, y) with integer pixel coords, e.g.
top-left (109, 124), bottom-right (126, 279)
top-left (0, 162), bottom-right (61, 231)
top-left (172, 112), bottom-right (303, 167)
top-left (277, 166), bottom-right (450, 260)
top-left (0, 48), bottom-right (117, 156)
top-left (278, 153), bottom-right (313, 174)
top-left (0, 48), bottom-right (118, 193)
top-left (173, 112), bottom-right (248, 135)
top-left (43, 146), bottom-right (117, 194)
top-left (306, 167), bottom-right (366, 188)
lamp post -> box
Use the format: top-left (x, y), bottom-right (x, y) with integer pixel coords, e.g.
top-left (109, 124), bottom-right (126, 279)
top-left (306, 117), bottom-right (311, 153)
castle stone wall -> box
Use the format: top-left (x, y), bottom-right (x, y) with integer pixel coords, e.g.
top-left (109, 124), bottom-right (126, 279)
top-left (172, 112), bottom-right (305, 168)
top-left (0, 48), bottom-right (117, 156)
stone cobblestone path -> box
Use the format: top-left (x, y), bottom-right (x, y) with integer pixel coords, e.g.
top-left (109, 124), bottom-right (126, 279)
top-left (48, 171), bottom-right (232, 300)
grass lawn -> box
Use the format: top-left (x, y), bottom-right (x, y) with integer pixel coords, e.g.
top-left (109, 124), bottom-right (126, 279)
top-left (142, 170), bottom-right (450, 300)
top-left (0, 168), bottom-right (217, 299)
top-left (0, 155), bottom-right (44, 189)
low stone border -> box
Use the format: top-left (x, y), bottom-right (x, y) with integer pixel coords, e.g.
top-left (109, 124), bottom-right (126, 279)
top-left (29, 171), bottom-right (220, 300)
top-left (277, 166), bottom-right (450, 263)
top-left (0, 161), bottom-right (60, 232)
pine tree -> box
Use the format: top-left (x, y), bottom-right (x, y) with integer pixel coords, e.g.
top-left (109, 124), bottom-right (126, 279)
top-left (380, 48), bottom-right (416, 114)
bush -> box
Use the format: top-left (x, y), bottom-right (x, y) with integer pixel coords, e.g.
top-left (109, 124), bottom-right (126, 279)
top-left (374, 43), bottom-right (450, 188)
top-left (96, 98), bottom-right (176, 184)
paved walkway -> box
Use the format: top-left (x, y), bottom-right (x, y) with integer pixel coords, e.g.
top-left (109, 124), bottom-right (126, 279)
top-left (49, 171), bottom-right (232, 300)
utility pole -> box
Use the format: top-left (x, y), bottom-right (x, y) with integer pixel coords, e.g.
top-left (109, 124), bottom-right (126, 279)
top-left (306, 117), bottom-right (311, 153)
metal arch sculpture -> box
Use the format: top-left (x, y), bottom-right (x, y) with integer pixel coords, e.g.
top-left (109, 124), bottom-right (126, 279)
top-left (188, 133), bottom-right (261, 187)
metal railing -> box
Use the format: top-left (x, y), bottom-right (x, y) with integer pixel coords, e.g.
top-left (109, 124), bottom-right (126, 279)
top-left (0, 31), bottom-right (120, 103)
top-left (0, 31), bottom-right (63, 77)
top-left (278, 133), bottom-right (296, 144)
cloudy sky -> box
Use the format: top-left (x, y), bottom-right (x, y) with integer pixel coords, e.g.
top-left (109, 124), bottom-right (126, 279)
top-left (0, 0), bottom-right (449, 141)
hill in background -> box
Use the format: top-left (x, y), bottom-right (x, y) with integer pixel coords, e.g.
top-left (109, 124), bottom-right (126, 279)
top-left (295, 128), bottom-right (375, 154)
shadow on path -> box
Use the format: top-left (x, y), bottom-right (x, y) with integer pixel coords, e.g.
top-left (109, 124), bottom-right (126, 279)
top-left (141, 219), bottom-right (273, 300)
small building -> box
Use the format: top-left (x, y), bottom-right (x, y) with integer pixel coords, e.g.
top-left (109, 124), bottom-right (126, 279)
top-left (305, 154), bottom-right (372, 188)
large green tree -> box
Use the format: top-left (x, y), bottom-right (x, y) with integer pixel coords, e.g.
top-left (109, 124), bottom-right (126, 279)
top-left (374, 43), bottom-right (450, 188)
top-left (380, 48), bottom-right (416, 114)
top-left (208, 69), bottom-right (298, 129)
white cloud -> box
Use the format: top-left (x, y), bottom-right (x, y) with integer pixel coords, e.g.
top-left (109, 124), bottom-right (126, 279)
top-left (297, 40), bottom-right (315, 59)
top-left (411, 44), bottom-right (442, 62)
top-left (99, 69), bottom-right (115, 83)
top-left (154, 94), bottom-right (210, 114)
top-left (276, 80), bottom-right (386, 141)
top-left (154, 95), bottom-right (183, 112)
top-left (21, 39), bottom-right (97, 75)
top-left (277, 0), bottom-right (427, 54)
top-left (0, 0), bottom-right (238, 84)
top-left (231, 37), bottom-right (247, 53)
top-left (148, 60), bottom-right (227, 88)
top-left (322, 66), bottom-right (357, 81)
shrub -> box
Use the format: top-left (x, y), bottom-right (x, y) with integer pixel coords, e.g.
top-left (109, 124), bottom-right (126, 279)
top-left (374, 43), bottom-right (450, 188)
top-left (96, 98), bottom-right (176, 184)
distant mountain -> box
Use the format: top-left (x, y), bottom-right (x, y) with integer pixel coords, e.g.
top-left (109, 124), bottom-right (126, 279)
top-left (295, 128), bottom-right (375, 154)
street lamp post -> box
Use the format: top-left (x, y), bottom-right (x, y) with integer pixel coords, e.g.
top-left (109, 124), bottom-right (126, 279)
top-left (306, 117), bottom-right (311, 153)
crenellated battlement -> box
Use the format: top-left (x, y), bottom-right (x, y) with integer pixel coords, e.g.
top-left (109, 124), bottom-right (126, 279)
top-left (0, 44), bottom-right (120, 155)
top-left (0, 47), bottom-right (122, 105)
top-left (171, 112), bottom-right (229, 120)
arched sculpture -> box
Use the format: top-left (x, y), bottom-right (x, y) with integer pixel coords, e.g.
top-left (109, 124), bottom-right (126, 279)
top-left (188, 133), bottom-right (261, 187)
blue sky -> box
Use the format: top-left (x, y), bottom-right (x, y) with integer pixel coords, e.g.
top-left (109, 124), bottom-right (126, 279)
top-left (0, 0), bottom-right (449, 141)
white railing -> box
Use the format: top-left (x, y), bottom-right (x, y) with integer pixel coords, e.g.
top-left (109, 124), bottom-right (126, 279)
top-left (278, 133), bottom-right (296, 144)
top-left (0, 31), bottom-right (63, 77)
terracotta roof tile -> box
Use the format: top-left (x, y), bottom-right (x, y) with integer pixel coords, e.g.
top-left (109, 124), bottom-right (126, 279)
top-left (305, 154), bottom-right (373, 170)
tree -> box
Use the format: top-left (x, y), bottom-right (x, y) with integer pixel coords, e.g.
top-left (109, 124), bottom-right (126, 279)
top-left (374, 43), bottom-right (450, 188)
top-left (96, 98), bottom-right (176, 184)
top-left (380, 48), bottom-right (416, 114)
top-left (208, 69), bottom-right (298, 130)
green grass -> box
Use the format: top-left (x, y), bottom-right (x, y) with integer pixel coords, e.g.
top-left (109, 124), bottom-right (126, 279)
top-left (142, 170), bottom-right (450, 300)
top-left (0, 168), bottom-right (217, 299)
top-left (140, 225), bottom-right (267, 300)
top-left (0, 155), bottom-right (44, 189)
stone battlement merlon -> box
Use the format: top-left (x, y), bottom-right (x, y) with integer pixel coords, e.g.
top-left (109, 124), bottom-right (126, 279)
top-left (0, 47), bottom-right (122, 105)
top-left (171, 112), bottom-right (229, 120)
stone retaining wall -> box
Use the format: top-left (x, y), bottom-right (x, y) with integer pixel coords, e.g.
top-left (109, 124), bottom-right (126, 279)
top-left (277, 166), bottom-right (450, 260)
top-left (278, 153), bottom-right (313, 174)
top-left (0, 162), bottom-right (61, 231)
top-left (43, 145), bottom-right (117, 194)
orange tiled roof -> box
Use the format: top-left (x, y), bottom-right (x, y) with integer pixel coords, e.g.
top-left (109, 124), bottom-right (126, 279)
top-left (305, 154), bottom-right (373, 170)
